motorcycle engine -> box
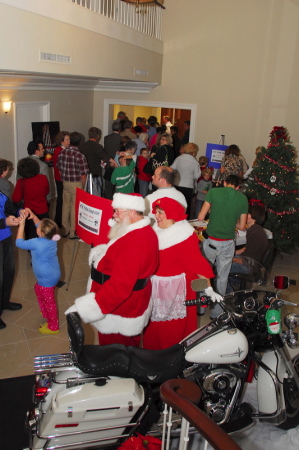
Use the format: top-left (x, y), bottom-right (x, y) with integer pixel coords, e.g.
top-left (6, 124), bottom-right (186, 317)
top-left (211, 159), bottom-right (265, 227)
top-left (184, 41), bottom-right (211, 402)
top-left (194, 364), bottom-right (246, 424)
top-left (203, 368), bottom-right (237, 394)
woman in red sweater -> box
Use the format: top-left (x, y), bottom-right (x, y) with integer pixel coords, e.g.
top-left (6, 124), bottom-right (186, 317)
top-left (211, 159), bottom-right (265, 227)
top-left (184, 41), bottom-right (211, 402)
top-left (12, 158), bottom-right (49, 239)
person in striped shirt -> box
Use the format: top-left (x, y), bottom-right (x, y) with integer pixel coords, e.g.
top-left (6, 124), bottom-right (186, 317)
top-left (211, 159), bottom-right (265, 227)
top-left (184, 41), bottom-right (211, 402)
top-left (111, 154), bottom-right (136, 194)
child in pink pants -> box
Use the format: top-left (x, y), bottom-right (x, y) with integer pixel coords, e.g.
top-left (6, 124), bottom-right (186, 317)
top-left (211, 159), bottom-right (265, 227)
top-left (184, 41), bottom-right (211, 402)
top-left (16, 211), bottom-right (61, 335)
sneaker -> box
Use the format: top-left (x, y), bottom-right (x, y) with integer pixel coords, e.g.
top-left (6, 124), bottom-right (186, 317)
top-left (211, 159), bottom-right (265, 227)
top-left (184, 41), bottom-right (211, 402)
top-left (39, 325), bottom-right (60, 335)
top-left (4, 302), bottom-right (22, 311)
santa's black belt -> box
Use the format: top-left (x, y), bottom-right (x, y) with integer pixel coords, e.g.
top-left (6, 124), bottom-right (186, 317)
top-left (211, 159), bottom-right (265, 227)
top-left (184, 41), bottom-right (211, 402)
top-left (91, 266), bottom-right (149, 291)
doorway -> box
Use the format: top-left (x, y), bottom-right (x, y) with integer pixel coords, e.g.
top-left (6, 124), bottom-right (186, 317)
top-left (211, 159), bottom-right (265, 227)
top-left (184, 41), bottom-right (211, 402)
top-left (161, 107), bottom-right (191, 140)
top-left (13, 101), bottom-right (50, 181)
top-left (103, 99), bottom-right (196, 141)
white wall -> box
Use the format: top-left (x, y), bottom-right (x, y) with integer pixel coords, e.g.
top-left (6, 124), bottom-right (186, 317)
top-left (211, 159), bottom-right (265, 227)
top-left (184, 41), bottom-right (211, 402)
top-left (0, 1), bottom-right (163, 83)
top-left (93, 0), bottom-right (299, 165)
top-left (0, 90), bottom-right (94, 164)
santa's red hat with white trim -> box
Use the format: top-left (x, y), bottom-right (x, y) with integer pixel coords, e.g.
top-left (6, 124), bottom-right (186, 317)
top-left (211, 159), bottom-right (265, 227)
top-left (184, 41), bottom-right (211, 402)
top-left (112, 192), bottom-right (145, 212)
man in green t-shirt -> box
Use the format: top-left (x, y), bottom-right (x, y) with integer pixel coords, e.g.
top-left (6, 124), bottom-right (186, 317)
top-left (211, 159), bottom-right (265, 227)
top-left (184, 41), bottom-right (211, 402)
top-left (198, 175), bottom-right (248, 318)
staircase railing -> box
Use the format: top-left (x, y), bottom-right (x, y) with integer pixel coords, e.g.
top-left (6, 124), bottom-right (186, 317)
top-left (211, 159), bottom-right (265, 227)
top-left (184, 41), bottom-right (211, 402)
top-left (160, 379), bottom-right (242, 450)
top-left (68, 0), bottom-right (164, 40)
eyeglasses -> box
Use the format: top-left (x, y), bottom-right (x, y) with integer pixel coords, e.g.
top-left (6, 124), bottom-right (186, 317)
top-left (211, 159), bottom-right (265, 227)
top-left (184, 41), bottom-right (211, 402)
top-left (113, 209), bottom-right (129, 215)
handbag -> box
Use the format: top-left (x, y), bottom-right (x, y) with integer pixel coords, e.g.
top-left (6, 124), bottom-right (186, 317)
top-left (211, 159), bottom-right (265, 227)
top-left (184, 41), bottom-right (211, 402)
top-left (143, 158), bottom-right (155, 176)
top-left (152, 145), bottom-right (169, 170)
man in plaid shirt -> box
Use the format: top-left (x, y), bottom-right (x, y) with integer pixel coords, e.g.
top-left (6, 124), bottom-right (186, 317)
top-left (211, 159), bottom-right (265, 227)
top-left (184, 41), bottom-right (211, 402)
top-left (57, 131), bottom-right (89, 239)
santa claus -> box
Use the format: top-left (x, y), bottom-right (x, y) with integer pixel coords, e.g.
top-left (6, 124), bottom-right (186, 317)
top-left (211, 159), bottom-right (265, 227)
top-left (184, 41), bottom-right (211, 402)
top-left (66, 193), bottom-right (159, 346)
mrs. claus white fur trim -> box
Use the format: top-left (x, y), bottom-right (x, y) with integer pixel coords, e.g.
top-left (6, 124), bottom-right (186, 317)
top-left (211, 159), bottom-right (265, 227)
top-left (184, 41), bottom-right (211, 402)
top-left (153, 220), bottom-right (195, 250)
top-left (112, 192), bottom-right (145, 212)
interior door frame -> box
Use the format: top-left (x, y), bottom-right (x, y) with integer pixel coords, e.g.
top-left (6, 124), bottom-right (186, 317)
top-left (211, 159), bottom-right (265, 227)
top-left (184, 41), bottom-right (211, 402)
top-left (103, 99), bottom-right (197, 139)
top-left (13, 101), bottom-right (50, 181)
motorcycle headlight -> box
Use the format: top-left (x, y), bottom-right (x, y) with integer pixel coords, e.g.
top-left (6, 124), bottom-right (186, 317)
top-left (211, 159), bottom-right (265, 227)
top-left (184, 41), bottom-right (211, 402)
top-left (284, 313), bottom-right (299, 330)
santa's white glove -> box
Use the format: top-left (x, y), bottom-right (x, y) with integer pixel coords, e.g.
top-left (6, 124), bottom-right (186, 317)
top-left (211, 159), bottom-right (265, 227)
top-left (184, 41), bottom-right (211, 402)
top-left (65, 304), bottom-right (78, 315)
top-left (88, 246), bottom-right (101, 267)
top-left (204, 287), bottom-right (223, 303)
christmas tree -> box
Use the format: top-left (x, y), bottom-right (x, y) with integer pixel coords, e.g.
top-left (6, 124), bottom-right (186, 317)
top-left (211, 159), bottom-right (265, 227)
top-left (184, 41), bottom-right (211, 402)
top-left (245, 126), bottom-right (299, 254)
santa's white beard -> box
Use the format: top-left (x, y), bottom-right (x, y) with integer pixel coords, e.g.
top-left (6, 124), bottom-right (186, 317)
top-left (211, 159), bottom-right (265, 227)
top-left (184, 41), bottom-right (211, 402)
top-left (108, 216), bottom-right (131, 240)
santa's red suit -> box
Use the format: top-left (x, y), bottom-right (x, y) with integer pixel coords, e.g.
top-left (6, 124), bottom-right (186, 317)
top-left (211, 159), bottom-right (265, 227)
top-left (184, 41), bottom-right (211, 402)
top-left (73, 216), bottom-right (159, 346)
top-left (143, 220), bottom-right (214, 350)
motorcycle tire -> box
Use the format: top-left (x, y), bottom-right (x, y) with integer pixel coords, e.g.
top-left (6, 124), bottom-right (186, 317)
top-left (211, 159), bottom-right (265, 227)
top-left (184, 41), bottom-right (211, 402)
top-left (278, 354), bottom-right (299, 430)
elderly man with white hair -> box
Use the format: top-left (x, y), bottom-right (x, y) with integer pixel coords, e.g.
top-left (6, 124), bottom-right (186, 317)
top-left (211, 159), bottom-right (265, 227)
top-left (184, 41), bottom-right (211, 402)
top-left (66, 193), bottom-right (159, 347)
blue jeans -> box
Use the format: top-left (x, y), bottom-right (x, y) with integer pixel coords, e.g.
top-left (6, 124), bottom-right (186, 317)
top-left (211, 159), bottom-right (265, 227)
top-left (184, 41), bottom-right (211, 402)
top-left (226, 262), bottom-right (251, 293)
top-left (92, 175), bottom-right (102, 197)
top-left (202, 238), bottom-right (235, 318)
top-left (138, 179), bottom-right (149, 198)
top-left (195, 199), bottom-right (204, 218)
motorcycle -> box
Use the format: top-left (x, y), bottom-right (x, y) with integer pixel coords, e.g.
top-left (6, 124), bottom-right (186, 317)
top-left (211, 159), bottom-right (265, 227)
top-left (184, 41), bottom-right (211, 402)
top-left (26, 276), bottom-right (299, 450)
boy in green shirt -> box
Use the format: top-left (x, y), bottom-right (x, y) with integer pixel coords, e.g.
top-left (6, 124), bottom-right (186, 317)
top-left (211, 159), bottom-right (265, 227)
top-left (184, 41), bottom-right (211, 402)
top-left (111, 155), bottom-right (136, 194)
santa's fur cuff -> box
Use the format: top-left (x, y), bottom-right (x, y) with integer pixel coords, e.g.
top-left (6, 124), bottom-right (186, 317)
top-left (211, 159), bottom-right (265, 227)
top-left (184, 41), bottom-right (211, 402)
top-left (75, 292), bottom-right (105, 324)
top-left (92, 298), bottom-right (153, 336)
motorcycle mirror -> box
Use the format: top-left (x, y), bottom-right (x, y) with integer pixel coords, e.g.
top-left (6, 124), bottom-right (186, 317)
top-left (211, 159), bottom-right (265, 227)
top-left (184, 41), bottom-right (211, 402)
top-left (191, 278), bottom-right (209, 292)
top-left (273, 276), bottom-right (296, 290)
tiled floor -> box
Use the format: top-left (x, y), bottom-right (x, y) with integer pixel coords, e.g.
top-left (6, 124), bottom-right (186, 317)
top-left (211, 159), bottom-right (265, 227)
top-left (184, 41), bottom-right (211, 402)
top-left (0, 234), bottom-right (98, 379)
top-left (0, 234), bottom-right (298, 380)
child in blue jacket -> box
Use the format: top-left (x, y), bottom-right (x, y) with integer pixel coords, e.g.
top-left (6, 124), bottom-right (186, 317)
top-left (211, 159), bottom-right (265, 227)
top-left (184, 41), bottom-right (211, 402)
top-left (16, 211), bottom-right (61, 335)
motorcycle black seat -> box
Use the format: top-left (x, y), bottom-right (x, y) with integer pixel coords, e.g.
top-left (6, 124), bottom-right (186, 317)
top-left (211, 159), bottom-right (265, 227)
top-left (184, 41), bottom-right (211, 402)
top-left (67, 313), bottom-right (186, 384)
top-left (77, 343), bottom-right (130, 377)
top-left (127, 344), bottom-right (186, 384)
top-left (77, 343), bottom-right (186, 384)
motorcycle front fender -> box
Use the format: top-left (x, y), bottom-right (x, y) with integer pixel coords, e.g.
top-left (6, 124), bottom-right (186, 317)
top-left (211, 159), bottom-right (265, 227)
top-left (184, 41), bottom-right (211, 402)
top-left (257, 350), bottom-right (286, 415)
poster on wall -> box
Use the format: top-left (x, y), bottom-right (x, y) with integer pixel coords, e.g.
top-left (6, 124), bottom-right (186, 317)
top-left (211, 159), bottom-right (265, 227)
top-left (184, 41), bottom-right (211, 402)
top-left (75, 189), bottom-right (113, 246)
top-left (31, 121), bottom-right (60, 162)
top-left (31, 121), bottom-right (60, 149)
top-left (205, 143), bottom-right (228, 170)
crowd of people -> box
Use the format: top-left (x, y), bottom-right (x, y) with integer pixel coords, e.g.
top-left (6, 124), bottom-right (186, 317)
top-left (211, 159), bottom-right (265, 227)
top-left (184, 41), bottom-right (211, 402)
top-left (0, 112), bottom-right (270, 352)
